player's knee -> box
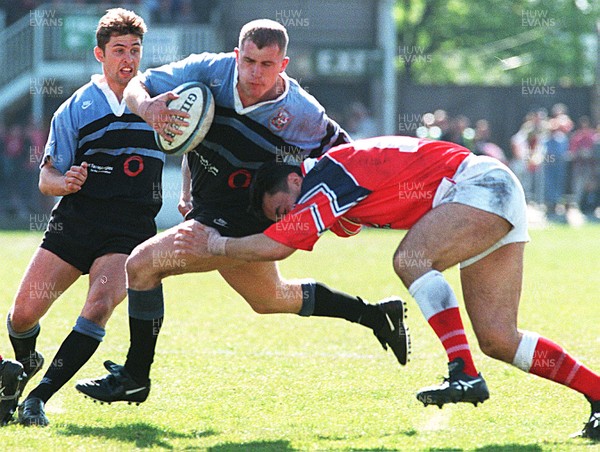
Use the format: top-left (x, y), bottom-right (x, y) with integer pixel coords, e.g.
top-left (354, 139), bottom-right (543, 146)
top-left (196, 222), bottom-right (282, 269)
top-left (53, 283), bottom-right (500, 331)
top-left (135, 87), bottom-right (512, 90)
top-left (127, 247), bottom-right (173, 286)
top-left (392, 245), bottom-right (432, 286)
top-left (8, 305), bottom-right (40, 333)
top-left (126, 250), bottom-right (156, 286)
top-left (476, 328), bottom-right (515, 363)
top-left (244, 297), bottom-right (278, 315)
top-left (91, 291), bottom-right (123, 312)
top-left (82, 295), bottom-right (121, 324)
top-left (125, 250), bottom-right (146, 278)
top-left (247, 302), bottom-right (274, 315)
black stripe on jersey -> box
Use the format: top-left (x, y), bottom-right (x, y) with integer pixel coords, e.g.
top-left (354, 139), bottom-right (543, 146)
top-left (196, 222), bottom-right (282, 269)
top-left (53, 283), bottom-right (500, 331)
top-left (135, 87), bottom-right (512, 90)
top-left (77, 129), bottom-right (159, 155)
top-left (78, 113), bottom-right (147, 141)
top-left (215, 106), bottom-right (293, 150)
top-left (202, 123), bottom-right (276, 163)
top-left (308, 120), bottom-right (349, 158)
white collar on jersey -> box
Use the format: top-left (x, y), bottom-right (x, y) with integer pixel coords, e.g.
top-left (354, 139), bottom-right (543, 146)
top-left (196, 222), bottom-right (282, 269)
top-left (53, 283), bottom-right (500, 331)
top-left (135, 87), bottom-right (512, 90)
top-left (91, 74), bottom-right (128, 117)
top-left (302, 157), bottom-right (318, 175)
top-left (232, 64), bottom-right (290, 115)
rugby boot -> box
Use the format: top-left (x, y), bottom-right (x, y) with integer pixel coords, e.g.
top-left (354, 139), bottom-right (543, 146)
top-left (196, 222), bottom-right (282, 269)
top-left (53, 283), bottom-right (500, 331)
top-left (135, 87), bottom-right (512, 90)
top-left (374, 297), bottom-right (411, 366)
top-left (0, 359), bottom-right (26, 425)
top-left (0, 351), bottom-right (43, 425)
top-left (573, 397), bottom-right (600, 440)
top-left (75, 360), bottom-right (150, 404)
top-left (417, 357), bottom-right (490, 408)
top-left (18, 397), bottom-right (48, 427)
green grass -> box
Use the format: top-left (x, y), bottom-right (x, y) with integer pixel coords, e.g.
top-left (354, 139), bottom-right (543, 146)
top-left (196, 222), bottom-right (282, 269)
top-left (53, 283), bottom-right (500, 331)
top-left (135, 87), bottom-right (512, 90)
top-left (0, 225), bottom-right (599, 451)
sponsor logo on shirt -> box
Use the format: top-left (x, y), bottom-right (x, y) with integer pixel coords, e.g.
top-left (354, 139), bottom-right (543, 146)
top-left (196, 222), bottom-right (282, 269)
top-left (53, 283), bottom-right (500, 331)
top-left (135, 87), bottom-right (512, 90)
top-left (88, 163), bottom-right (113, 174)
top-left (197, 154), bottom-right (219, 176)
top-left (82, 100), bottom-right (93, 110)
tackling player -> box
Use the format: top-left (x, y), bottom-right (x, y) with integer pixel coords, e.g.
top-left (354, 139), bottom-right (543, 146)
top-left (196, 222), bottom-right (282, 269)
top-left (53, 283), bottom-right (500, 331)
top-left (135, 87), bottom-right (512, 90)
top-left (1, 9), bottom-right (165, 426)
top-left (75, 19), bottom-right (409, 405)
top-left (175, 135), bottom-right (600, 440)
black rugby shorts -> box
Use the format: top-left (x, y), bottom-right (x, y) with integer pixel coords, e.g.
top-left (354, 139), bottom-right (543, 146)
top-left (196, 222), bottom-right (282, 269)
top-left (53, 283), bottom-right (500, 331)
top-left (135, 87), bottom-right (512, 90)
top-left (41, 196), bottom-right (157, 274)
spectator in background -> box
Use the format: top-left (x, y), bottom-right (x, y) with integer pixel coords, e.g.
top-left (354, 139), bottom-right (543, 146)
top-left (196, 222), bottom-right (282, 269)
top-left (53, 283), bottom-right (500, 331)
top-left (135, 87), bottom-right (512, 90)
top-left (4, 124), bottom-right (27, 218)
top-left (432, 109), bottom-right (450, 139)
top-left (569, 116), bottom-right (596, 211)
top-left (345, 101), bottom-right (377, 139)
top-left (510, 110), bottom-right (548, 205)
top-left (416, 109), bottom-right (448, 140)
top-left (472, 119), bottom-right (507, 164)
top-left (544, 116), bottom-right (570, 215)
top-left (580, 123), bottom-right (600, 215)
top-left (441, 114), bottom-right (474, 149)
top-left (23, 117), bottom-right (49, 213)
top-left (550, 103), bottom-right (574, 135)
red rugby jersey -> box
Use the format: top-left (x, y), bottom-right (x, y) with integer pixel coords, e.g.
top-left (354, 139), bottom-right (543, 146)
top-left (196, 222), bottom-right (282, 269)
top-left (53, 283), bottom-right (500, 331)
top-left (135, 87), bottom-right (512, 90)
top-left (265, 136), bottom-right (471, 250)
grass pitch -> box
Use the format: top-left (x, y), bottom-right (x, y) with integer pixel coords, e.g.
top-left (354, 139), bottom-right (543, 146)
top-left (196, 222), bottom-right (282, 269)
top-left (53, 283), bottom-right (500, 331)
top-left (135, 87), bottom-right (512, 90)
top-left (0, 225), bottom-right (599, 451)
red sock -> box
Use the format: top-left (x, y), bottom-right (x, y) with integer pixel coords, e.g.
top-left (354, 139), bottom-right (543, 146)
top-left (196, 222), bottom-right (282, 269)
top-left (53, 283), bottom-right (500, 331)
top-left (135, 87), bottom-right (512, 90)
top-left (529, 336), bottom-right (600, 401)
top-left (428, 307), bottom-right (478, 377)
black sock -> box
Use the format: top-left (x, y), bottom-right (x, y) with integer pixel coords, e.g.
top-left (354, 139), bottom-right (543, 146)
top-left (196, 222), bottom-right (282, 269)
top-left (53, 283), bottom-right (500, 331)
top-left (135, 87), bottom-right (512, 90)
top-left (27, 331), bottom-right (100, 403)
top-left (9, 324), bottom-right (40, 364)
top-left (124, 316), bottom-right (163, 386)
top-left (312, 283), bottom-right (385, 331)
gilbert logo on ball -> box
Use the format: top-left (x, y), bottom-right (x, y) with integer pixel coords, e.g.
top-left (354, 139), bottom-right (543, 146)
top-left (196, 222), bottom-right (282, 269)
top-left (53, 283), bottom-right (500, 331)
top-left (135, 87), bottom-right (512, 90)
top-left (155, 82), bottom-right (215, 156)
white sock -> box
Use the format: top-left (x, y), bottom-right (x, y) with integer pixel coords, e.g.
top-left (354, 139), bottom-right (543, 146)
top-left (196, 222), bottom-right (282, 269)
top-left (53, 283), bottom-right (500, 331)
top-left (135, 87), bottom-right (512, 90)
top-left (408, 270), bottom-right (459, 321)
top-left (512, 330), bottom-right (540, 372)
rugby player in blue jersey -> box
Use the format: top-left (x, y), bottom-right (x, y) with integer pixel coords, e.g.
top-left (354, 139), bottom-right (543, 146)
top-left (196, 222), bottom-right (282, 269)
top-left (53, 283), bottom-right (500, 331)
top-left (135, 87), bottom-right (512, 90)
top-left (76, 19), bottom-right (409, 405)
top-left (1, 9), bottom-right (165, 426)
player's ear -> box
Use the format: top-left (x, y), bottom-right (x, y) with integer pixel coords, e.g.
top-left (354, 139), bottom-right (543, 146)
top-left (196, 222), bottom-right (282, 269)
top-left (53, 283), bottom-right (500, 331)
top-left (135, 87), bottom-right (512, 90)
top-left (234, 47), bottom-right (240, 62)
top-left (94, 46), bottom-right (104, 63)
top-left (279, 56), bottom-right (290, 73)
top-left (288, 172), bottom-right (302, 190)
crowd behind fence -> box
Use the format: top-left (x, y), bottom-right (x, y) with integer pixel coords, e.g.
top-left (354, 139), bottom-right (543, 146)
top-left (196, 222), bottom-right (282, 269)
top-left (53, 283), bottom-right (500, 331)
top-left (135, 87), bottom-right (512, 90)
top-left (414, 103), bottom-right (600, 219)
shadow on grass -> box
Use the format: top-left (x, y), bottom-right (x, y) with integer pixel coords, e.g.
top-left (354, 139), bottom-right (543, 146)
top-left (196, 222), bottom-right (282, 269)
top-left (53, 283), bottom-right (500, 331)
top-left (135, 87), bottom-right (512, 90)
top-left (427, 446), bottom-right (544, 452)
top-left (208, 440), bottom-right (295, 451)
top-left (57, 422), bottom-right (217, 449)
top-left (474, 446), bottom-right (544, 451)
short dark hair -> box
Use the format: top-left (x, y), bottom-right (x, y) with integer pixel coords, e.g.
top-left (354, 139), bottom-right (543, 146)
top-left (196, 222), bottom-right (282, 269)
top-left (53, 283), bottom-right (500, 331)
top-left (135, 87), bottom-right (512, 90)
top-left (96, 8), bottom-right (147, 51)
top-left (238, 19), bottom-right (288, 55)
top-left (249, 161), bottom-right (301, 219)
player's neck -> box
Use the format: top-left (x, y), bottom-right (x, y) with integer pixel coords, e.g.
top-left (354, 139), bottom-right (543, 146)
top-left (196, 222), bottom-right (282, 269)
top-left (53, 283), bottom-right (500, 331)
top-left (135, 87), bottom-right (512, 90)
top-left (102, 77), bottom-right (125, 103)
top-left (110, 85), bottom-right (125, 103)
top-left (238, 75), bottom-right (285, 108)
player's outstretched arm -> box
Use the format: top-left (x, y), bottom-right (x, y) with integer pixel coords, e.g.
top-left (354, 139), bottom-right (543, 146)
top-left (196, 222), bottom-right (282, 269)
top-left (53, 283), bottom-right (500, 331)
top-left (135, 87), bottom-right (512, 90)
top-left (174, 220), bottom-right (296, 261)
top-left (222, 233), bottom-right (296, 261)
top-left (39, 160), bottom-right (88, 196)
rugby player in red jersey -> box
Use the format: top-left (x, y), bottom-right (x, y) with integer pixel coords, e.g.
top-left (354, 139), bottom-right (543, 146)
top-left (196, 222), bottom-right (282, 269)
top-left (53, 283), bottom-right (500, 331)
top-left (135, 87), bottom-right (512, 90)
top-left (176, 135), bottom-right (600, 440)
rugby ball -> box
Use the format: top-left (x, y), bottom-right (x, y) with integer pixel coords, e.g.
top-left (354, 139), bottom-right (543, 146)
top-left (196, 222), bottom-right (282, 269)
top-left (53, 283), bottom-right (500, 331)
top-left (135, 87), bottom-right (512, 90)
top-left (155, 82), bottom-right (215, 156)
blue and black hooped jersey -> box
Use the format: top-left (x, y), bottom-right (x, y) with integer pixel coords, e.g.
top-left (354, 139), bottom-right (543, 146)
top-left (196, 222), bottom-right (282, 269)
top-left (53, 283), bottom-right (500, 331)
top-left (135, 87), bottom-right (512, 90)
top-left (140, 52), bottom-right (350, 212)
top-left (43, 74), bottom-right (165, 215)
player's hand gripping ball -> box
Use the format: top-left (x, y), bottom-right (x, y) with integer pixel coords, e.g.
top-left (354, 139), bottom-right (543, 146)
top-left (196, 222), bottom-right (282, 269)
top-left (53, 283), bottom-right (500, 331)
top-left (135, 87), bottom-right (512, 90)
top-left (155, 82), bottom-right (215, 156)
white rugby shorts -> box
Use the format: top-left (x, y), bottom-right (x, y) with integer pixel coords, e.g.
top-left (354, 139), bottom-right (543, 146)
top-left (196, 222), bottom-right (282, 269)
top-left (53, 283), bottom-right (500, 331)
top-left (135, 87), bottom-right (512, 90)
top-left (432, 154), bottom-right (530, 268)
